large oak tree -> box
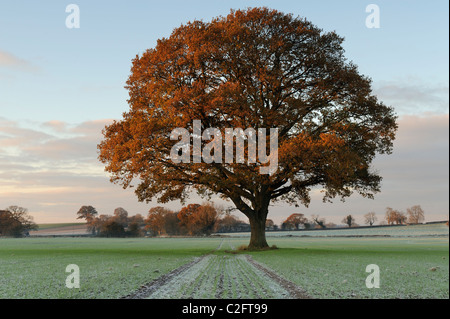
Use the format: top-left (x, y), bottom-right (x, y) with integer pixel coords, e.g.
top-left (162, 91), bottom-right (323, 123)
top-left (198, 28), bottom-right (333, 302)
top-left (98, 7), bottom-right (397, 249)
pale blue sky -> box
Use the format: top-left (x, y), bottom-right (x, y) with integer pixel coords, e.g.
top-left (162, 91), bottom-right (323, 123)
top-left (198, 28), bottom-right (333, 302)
top-left (0, 1), bottom-right (448, 224)
top-left (1, 0), bottom-right (448, 123)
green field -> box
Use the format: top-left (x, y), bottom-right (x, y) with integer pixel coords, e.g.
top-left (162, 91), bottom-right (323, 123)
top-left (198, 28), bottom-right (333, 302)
top-left (249, 236), bottom-right (448, 298)
top-left (0, 224), bottom-right (448, 299)
top-left (0, 237), bottom-right (219, 298)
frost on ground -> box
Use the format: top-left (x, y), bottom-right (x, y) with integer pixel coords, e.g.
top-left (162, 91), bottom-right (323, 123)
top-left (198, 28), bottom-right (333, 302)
top-left (123, 240), bottom-right (309, 299)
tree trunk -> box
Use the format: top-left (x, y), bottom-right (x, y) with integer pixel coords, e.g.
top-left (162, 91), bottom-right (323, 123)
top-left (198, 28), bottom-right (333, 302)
top-left (248, 214), bottom-right (269, 250)
top-left (230, 192), bottom-right (270, 250)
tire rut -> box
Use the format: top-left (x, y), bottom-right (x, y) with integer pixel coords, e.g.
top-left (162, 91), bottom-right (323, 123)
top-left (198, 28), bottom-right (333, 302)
top-left (123, 240), bottom-right (310, 299)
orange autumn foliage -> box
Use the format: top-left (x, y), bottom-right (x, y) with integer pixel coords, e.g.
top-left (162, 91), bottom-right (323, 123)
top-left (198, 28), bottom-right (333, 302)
top-left (98, 7), bottom-right (397, 249)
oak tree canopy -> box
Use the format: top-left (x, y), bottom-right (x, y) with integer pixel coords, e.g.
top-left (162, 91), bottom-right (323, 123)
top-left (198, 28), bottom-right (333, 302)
top-left (98, 7), bottom-right (397, 249)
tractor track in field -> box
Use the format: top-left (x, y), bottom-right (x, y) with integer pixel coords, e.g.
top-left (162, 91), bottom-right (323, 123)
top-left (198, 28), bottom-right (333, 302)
top-left (122, 240), bottom-right (310, 299)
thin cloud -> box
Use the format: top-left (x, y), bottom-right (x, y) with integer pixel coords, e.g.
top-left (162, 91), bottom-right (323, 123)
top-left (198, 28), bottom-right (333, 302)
top-left (0, 118), bottom-right (113, 162)
top-left (0, 49), bottom-right (39, 73)
top-left (0, 117), bottom-right (53, 149)
top-left (42, 120), bottom-right (68, 133)
top-left (373, 78), bottom-right (449, 115)
top-left (0, 115), bottom-right (448, 224)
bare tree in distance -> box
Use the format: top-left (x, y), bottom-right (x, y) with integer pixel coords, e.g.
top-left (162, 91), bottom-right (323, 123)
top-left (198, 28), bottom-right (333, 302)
top-left (364, 212), bottom-right (377, 226)
top-left (407, 205), bottom-right (425, 224)
top-left (311, 214), bottom-right (326, 229)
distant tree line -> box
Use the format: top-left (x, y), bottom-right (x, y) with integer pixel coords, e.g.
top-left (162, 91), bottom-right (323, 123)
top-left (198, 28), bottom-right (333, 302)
top-left (76, 206), bottom-right (145, 237)
top-left (76, 203), bottom-right (430, 237)
top-left (0, 206), bottom-right (37, 237)
top-left (0, 202), bottom-right (432, 239)
top-left (278, 205), bottom-right (427, 230)
top-left (76, 202), bottom-right (249, 237)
